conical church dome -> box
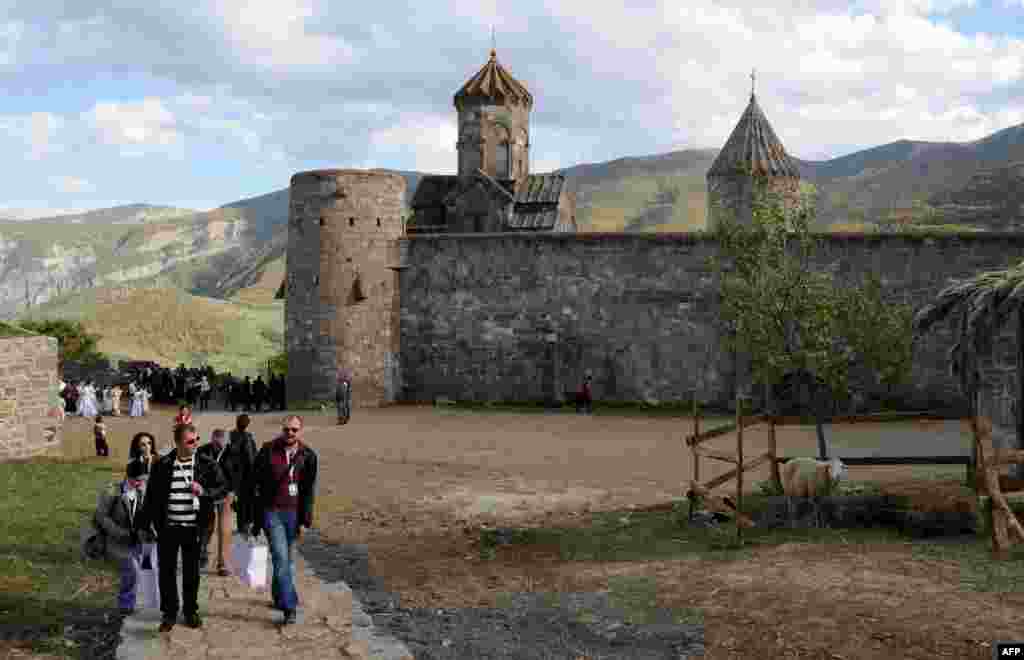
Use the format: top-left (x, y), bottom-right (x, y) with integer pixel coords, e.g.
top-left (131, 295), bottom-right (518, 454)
top-left (708, 93), bottom-right (799, 178)
top-left (454, 49), bottom-right (533, 110)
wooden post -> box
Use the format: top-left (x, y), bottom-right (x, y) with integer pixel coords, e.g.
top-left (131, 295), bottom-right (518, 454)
top-left (692, 391), bottom-right (700, 486)
top-left (736, 391), bottom-right (745, 545)
top-left (769, 415), bottom-right (782, 491)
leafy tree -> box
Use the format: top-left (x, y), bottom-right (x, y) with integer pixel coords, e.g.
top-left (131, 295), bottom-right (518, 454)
top-left (268, 351), bottom-right (287, 376)
top-left (707, 182), bottom-right (915, 457)
top-left (16, 318), bottom-right (107, 367)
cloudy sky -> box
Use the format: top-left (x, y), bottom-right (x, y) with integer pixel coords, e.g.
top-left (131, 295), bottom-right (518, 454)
top-left (2, 0), bottom-right (1023, 217)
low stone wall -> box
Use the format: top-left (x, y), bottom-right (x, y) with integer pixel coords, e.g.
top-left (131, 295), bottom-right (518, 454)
top-left (0, 336), bottom-right (64, 461)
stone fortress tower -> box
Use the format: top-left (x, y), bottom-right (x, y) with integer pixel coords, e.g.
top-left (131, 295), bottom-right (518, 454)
top-left (706, 76), bottom-right (801, 230)
top-left (284, 170), bottom-right (405, 407)
top-left (410, 48), bottom-right (577, 234)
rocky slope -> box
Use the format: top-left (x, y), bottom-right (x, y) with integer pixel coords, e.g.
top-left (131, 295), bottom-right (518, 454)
top-left (928, 161), bottom-right (1024, 231)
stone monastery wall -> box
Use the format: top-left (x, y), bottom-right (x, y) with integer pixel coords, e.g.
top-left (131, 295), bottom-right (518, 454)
top-left (0, 336), bottom-right (63, 462)
top-left (398, 231), bottom-right (1024, 411)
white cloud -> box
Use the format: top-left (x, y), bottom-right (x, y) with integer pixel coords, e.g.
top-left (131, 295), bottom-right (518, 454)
top-left (51, 175), bottom-right (95, 194)
top-left (213, 0), bottom-right (357, 70)
top-left (28, 112), bottom-right (61, 160)
top-left (87, 97), bottom-right (180, 151)
top-left (369, 112), bottom-right (458, 174)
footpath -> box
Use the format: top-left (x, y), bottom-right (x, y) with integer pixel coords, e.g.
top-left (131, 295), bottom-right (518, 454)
top-left (115, 545), bottom-right (414, 660)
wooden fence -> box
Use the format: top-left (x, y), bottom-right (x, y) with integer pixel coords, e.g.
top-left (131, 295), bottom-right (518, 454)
top-left (684, 398), bottom-right (980, 544)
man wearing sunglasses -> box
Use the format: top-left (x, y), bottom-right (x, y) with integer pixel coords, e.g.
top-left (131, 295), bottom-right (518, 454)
top-left (246, 415), bottom-right (319, 625)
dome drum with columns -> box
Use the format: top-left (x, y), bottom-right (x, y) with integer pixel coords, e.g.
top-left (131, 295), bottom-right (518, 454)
top-left (409, 49), bottom-right (576, 235)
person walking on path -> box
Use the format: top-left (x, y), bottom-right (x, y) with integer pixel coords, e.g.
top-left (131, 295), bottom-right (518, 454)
top-left (94, 415), bottom-right (110, 457)
top-left (95, 466), bottom-right (154, 615)
top-left (138, 423), bottom-right (227, 632)
top-left (335, 369), bottom-right (352, 425)
top-left (247, 414), bottom-right (319, 625)
top-left (227, 414), bottom-right (258, 532)
top-left (196, 429), bottom-right (234, 575)
top-left (576, 374), bottom-right (593, 415)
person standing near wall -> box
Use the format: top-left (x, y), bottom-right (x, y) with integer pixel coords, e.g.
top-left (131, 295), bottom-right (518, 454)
top-left (247, 415), bottom-right (318, 625)
top-left (335, 369), bottom-right (352, 425)
top-left (576, 374), bottom-right (593, 415)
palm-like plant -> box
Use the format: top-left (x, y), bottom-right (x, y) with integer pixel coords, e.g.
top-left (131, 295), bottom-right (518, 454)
top-left (914, 262), bottom-right (1024, 482)
top-left (914, 263), bottom-right (1024, 398)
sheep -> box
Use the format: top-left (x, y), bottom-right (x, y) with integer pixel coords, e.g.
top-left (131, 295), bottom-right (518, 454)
top-left (780, 457), bottom-right (848, 527)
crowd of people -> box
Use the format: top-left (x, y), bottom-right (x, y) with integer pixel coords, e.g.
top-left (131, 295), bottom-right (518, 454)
top-left (94, 412), bottom-right (319, 630)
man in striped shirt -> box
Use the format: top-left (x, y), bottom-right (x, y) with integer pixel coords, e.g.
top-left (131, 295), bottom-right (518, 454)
top-left (138, 423), bottom-right (227, 633)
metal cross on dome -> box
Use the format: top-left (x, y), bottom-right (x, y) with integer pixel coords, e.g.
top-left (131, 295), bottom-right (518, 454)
top-left (751, 68), bottom-right (756, 96)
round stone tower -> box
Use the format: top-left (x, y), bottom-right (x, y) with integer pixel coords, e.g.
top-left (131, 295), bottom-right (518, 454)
top-left (454, 49), bottom-right (533, 181)
top-left (706, 89), bottom-right (801, 230)
top-left (284, 169), bottom-right (406, 408)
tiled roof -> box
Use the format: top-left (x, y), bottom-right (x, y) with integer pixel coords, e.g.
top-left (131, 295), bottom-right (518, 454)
top-left (454, 50), bottom-right (533, 109)
top-left (410, 175), bottom-right (459, 208)
top-left (508, 207), bottom-right (558, 230)
top-left (514, 174), bottom-right (565, 204)
top-left (708, 94), bottom-right (800, 178)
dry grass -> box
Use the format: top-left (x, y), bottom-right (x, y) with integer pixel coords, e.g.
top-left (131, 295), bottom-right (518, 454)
top-left (232, 257), bottom-right (285, 305)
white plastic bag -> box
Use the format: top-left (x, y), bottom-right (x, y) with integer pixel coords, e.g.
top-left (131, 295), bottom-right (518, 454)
top-left (136, 543), bottom-right (160, 610)
top-left (231, 533), bottom-right (269, 590)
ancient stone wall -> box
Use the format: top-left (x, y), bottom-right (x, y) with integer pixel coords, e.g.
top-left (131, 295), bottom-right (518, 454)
top-left (0, 336), bottom-right (63, 461)
top-left (285, 169), bottom-right (405, 407)
top-left (398, 231), bottom-right (1024, 411)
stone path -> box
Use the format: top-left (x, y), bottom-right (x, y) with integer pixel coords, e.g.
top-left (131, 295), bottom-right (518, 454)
top-left (115, 544), bottom-right (414, 660)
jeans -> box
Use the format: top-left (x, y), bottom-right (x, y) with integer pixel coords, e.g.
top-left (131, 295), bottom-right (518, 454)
top-left (157, 524), bottom-right (201, 619)
top-left (264, 510), bottom-right (298, 612)
top-left (117, 544), bottom-right (143, 610)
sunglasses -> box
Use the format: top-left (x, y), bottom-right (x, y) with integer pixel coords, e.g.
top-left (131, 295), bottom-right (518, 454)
top-left (283, 427), bottom-right (301, 434)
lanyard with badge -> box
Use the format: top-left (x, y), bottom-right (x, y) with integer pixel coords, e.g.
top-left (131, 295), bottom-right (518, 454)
top-left (183, 462), bottom-right (199, 509)
top-left (287, 449), bottom-right (298, 497)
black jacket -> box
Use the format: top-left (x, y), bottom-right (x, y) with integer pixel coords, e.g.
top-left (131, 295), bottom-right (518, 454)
top-left (225, 429), bottom-right (258, 526)
top-left (138, 449), bottom-right (228, 537)
top-left (249, 438), bottom-right (318, 532)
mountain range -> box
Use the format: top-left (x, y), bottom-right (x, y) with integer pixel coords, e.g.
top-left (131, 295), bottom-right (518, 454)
top-left (2, 121), bottom-right (1024, 323)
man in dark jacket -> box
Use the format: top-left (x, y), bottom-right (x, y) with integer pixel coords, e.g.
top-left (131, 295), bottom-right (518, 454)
top-left (138, 423), bottom-right (227, 632)
top-left (246, 415), bottom-right (318, 625)
top-left (226, 414), bottom-right (258, 534)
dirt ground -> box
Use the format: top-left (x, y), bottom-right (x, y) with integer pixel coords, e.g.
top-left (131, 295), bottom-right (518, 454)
top-left (61, 404), bottom-right (1021, 659)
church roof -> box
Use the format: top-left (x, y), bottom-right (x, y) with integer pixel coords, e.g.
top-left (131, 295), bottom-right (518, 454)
top-left (707, 93), bottom-right (800, 178)
top-left (514, 174), bottom-right (565, 204)
top-left (410, 175), bottom-right (458, 208)
top-left (454, 49), bottom-right (533, 109)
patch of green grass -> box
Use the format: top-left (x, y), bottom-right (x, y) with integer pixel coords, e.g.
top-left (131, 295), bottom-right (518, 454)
top-left (0, 458), bottom-right (123, 657)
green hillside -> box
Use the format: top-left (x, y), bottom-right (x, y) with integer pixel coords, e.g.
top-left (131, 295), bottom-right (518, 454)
top-left (19, 287), bottom-right (282, 377)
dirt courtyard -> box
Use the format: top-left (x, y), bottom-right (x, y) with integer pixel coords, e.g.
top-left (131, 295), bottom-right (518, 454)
top-left (60, 405), bottom-right (1020, 659)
